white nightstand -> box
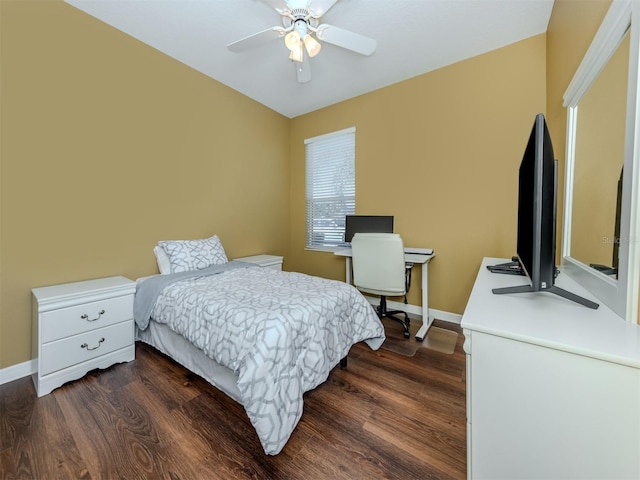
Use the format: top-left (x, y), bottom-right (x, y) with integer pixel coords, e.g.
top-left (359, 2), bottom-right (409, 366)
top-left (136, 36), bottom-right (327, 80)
top-left (32, 276), bottom-right (136, 397)
top-left (234, 254), bottom-right (283, 271)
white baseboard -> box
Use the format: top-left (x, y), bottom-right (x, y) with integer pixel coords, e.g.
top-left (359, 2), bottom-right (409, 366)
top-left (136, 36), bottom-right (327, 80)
top-left (429, 308), bottom-right (462, 325)
top-left (0, 359), bottom-right (35, 386)
top-left (363, 296), bottom-right (462, 325)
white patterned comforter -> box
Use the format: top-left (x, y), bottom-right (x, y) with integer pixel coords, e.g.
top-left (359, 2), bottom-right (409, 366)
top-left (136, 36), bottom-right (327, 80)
top-left (136, 265), bottom-right (385, 455)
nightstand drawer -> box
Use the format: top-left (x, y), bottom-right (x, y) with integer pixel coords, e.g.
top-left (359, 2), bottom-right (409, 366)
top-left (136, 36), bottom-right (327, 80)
top-left (40, 294), bottom-right (133, 343)
top-left (40, 320), bottom-right (133, 376)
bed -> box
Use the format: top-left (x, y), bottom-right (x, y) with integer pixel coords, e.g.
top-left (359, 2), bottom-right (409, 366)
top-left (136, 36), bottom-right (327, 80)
top-left (133, 235), bottom-right (385, 455)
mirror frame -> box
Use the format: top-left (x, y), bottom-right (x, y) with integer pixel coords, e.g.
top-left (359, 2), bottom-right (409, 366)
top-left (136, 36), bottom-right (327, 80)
top-left (562, 0), bottom-right (640, 322)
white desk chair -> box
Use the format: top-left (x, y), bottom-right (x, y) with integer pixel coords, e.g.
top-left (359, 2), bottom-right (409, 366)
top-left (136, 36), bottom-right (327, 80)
top-left (351, 232), bottom-right (411, 338)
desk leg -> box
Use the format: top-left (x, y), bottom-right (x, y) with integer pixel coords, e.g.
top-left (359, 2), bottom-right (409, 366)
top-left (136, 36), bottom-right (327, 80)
top-left (415, 262), bottom-right (434, 342)
top-left (345, 257), bottom-right (352, 285)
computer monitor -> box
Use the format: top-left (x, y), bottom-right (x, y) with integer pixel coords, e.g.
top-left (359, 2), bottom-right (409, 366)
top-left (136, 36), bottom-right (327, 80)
top-left (344, 215), bottom-right (394, 243)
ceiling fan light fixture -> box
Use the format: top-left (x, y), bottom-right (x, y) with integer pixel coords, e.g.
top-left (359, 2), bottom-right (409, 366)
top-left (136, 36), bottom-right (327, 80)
top-left (303, 34), bottom-right (321, 57)
top-left (284, 30), bottom-right (301, 51)
top-left (288, 42), bottom-right (304, 62)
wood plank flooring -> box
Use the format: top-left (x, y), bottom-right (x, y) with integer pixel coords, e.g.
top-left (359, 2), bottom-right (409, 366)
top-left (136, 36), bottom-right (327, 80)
top-left (0, 320), bottom-right (466, 479)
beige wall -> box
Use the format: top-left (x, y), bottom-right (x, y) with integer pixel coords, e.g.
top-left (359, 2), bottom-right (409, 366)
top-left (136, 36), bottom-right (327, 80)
top-left (289, 34), bottom-right (547, 315)
top-left (545, 0), bottom-right (612, 237)
top-left (0, 1), bottom-right (291, 368)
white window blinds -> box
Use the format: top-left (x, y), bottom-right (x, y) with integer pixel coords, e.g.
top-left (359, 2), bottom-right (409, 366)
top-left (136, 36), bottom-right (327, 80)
top-left (305, 127), bottom-right (356, 249)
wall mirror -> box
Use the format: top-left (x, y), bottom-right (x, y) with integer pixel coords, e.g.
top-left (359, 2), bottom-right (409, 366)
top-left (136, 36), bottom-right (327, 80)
top-left (562, 0), bottom-right (640, 322)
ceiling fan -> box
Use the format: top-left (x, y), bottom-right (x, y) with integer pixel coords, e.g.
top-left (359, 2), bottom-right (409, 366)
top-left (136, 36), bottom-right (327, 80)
top-left (226, 0), bottom-right (377, 83)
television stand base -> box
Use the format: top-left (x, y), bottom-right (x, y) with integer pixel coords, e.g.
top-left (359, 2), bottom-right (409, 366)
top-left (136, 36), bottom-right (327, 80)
top-left (492, 284), bottom-right (599, 309)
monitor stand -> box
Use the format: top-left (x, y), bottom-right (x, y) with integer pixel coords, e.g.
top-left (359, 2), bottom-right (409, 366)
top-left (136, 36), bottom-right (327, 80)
top-left (492, 284), bottom-right (599, 309)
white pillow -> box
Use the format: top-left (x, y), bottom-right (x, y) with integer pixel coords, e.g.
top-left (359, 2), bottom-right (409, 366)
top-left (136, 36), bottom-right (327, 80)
top-left (153, 246), bottom-right (172, 275)
top-left (158, 234), bottom-right (228, 273)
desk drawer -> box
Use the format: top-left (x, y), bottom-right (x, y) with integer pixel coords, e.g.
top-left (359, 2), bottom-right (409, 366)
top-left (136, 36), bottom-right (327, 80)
top-left (40, 320), bottom-right (133, 376)
top-left (40, 294), bottom-right (133, 343)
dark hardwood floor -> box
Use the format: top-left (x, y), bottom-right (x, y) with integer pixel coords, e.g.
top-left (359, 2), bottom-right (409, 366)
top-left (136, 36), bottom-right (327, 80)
top-left (0, 320), bottom-right (466, 480)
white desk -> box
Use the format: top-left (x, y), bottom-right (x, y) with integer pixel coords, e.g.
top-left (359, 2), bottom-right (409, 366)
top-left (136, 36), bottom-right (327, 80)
top-left (334, 248), bottom-right (435, 341)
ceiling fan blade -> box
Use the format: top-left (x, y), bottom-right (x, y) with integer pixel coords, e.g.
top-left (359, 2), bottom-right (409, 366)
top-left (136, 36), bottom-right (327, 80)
top-left (294, 57), bottom-right (311, 83)
top-left (227, 27), bottom-right (285, 52)
top-left (316, 24), bottom-right (376, 56)
top-left (309, 0), bottom-right (338, 17)
top-left (259, 0), bottom-right (289, 14)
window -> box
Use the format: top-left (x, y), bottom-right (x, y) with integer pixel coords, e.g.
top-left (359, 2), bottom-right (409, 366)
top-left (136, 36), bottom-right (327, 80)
top-left (305, 127), bottom-right (356, 250)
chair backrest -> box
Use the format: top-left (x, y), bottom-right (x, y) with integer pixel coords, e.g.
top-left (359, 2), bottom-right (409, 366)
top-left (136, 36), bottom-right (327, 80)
top-left (351, 232), bottom-right (406, 296)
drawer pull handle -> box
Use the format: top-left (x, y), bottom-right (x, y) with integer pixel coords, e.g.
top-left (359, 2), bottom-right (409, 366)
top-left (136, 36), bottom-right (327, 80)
top-left (81, 338), bottom-right (105, 351)
top-left (81, 310), bottom-right (105, 322)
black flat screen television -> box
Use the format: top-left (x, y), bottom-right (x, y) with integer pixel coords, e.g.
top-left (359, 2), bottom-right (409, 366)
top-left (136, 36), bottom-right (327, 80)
top-left (491, 113), bottom-right (598, 309)
top-left (344, 215), bottom-right (394, 243)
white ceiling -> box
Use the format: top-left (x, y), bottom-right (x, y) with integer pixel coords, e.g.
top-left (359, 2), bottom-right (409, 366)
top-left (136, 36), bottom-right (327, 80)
top-left (64, 0), bottom-right (555, 118)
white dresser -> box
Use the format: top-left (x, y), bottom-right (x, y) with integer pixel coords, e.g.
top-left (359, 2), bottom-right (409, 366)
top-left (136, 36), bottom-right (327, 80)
top-left (461, 258), bottom-right (640, 480)
top-left (234, 254), bottom-right (283, 271)
top-left (32, 276), bottom-right (136, 396)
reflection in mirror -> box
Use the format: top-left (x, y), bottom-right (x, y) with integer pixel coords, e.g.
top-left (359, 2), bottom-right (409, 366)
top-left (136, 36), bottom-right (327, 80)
top-left (571, 31), bottom-right (629, 278)
top-left (562, 0), bottom-right (640, 322)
